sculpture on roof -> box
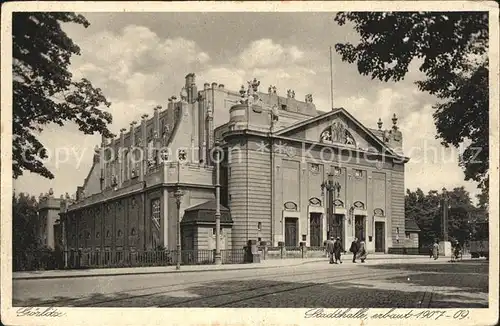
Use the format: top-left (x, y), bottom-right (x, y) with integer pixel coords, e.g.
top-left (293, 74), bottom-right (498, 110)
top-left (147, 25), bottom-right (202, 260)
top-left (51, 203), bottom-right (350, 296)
top-left (305, 94), bottom-right (313, 103)
top-left (287, 89), bottom-right (295, 99)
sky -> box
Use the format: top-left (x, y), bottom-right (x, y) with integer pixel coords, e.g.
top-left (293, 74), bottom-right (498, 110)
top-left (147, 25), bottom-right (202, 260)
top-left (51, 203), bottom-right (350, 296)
top-left (12, 12), bottom-right (481, 202)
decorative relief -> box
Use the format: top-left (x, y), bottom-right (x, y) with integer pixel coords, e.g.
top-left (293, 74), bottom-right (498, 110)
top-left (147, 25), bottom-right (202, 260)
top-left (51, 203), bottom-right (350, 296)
top-left (374, 208), bottom-right (384, 217)
top-left (375, 160), bottom-right (383, 170)
top-left (320, 121), bottom-right (356, 147)
top-left (353, 201), bottom-right (365, 209)
top-left (178, 149), bottom-right (187, 162)
top-left (332, 166), bottom-right (342, 176)
top-left (284, 201), bottom-right (298, 211)
top-left (353, 169), bottom-right (363, 178)
top-left (310, 163), bottom-right (320, 174)
top-left (332, 199), bottom-right (344, 207)
top-left (309, 197), bottom-right (322, 206)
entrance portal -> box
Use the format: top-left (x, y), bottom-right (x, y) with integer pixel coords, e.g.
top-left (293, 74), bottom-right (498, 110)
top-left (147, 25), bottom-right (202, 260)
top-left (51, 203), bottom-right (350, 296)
top-left (284, 218), bottom-right (298, 247)
top-left (309, 213), bottom-right (322, 247)
top-left (375, 222), bottom-right (385, 252)
top-left (354, 215), bottom-right (366, 241)
top-left (328, 214), bottom-right (343, 240)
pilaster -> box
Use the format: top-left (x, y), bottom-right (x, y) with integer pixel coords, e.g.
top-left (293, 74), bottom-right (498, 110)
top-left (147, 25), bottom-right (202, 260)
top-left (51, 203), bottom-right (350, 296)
top-left (140, 114), bottom-right (148, 181)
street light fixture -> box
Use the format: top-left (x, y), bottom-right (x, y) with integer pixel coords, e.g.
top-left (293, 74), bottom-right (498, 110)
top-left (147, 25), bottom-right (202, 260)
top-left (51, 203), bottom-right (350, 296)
top-left (438, 187), bottom-right (451, 242)
top-left (174, 188), bottom-right (184, 270)
top-left (214, 140), bottom-right (222, 265)
top-left (321, 176), bottom-right (342, 238)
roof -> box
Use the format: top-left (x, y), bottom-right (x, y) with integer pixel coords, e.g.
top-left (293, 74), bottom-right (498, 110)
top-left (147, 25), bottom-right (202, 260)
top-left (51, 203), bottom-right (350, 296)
top-left (181, 200), bottom-right (232, 225)
top-left (275, 107), bottom-right (409, 162)
top-left (405, 218), bottom-right (421, 232)
top-left (184, 199), bottom-right (229, 212)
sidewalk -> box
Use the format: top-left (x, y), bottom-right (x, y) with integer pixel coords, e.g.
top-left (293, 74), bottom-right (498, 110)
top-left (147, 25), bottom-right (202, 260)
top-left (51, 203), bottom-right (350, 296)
top-left (12, 254), bottom-right (436, 280)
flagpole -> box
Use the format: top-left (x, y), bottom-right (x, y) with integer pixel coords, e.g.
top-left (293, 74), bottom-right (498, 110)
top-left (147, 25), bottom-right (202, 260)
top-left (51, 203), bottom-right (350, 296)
top-left (330, 46), bottom-right (334, 110)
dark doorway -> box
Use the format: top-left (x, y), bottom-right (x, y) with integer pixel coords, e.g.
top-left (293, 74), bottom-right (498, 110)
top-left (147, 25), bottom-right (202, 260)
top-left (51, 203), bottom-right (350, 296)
top-left (354, 215), bottom-right (365, 241)
top-left (375, 222), bottom-right (385, 252)
top-left (284, 218), bottom-right (298, 247)
top-left (328, 214), bottom-right (343, 240)
top-left (309, 213), bottom-right (322, 247)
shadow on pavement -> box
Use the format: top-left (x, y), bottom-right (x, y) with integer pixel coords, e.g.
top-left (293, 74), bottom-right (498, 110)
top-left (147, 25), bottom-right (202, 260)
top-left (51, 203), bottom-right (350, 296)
top-left (13, 263), bottom-right (488, 308)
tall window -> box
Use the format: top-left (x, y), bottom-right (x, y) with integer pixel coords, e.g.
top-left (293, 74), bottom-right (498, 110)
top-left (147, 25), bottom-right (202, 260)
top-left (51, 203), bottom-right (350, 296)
top-left (151, 199), bottom-right (161, 230)
top-left (151, 198), bottom-right (161, 249)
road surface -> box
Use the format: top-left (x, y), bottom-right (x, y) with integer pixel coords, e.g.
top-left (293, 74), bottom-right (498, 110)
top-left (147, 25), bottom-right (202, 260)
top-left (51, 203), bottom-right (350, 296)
top-left (12, 259), bottom-right (488, 308)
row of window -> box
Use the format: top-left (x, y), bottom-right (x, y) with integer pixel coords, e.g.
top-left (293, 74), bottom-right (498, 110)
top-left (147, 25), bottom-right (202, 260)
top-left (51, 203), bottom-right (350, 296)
top-left (71, 228), bottom-right (137, 241)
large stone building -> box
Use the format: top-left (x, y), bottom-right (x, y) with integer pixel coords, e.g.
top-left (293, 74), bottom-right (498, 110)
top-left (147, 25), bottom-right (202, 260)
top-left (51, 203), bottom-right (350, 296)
top-left (59, 73), bottom-right (414, 254)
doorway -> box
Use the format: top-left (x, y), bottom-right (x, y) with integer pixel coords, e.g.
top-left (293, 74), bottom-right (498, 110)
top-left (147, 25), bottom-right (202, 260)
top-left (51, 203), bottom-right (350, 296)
top-left (375, 222), bottom-right (385, 252)
top-left (354, 215), bottom-right (365, 241)
top-left (309, 213), bottom-right (322, 247)
top-left (328, 214), bottom-right (343, 240)
top-left (284, 218), bottom-right (298, 247)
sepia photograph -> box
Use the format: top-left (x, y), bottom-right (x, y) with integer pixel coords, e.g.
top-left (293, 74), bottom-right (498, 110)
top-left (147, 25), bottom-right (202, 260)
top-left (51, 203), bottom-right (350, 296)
top-left (1, 2), bottom-right (498, 326)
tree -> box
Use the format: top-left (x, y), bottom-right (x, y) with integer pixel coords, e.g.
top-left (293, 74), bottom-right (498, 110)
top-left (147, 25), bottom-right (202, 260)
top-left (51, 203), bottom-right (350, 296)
top-left (12, 192), bottom-right (40, 253)
top-left (405, 186), bottom-right (480, 247)
top-left (335, 12), bottom-right (489, 195)
top-left (13, 12), bottom-right (114, 179)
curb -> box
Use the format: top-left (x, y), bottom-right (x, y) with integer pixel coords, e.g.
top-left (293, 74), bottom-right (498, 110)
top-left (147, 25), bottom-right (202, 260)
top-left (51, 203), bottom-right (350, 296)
top-left (12, 255), bottom-right (433, 280)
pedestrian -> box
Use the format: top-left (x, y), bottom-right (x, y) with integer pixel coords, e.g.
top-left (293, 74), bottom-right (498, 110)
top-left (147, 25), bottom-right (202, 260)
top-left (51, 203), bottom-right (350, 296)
top-left (333, 237), bottom-right (343, 264)
top-left (357, 241), bottom-right (367, 263)
top-left (326, 236), bottom-right (335, 264)
top-left (432, 240), bottom-right (439, 260)
top-left (349, 237), bottom-right (359, 263)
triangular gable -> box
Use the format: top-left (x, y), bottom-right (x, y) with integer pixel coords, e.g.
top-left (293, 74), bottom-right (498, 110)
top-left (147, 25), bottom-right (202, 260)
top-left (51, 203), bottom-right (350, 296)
top-left (275, 107), bottom-right (404, 158)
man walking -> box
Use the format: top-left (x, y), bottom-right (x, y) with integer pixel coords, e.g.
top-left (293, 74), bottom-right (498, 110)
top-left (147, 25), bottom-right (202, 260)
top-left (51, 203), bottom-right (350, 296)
top-left (326, 236), bottom-right (335, 264)
top-left (349, 237), bottom-right (359, 263)
top-left (333, 237), bottom-right (343, 264)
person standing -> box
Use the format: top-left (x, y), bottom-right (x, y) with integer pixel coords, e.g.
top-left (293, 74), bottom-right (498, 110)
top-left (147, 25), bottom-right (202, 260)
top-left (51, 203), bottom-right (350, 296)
top-left (432, 240), bottom-right (439, 260)
top-left (350, 237), bottom-right (359, 263)
top-left (326, 236), bottom-right (335, 264)
top-left (358, 241), bottom-right (367, 263)
top-left (333, 237), bottom-right (343, 264)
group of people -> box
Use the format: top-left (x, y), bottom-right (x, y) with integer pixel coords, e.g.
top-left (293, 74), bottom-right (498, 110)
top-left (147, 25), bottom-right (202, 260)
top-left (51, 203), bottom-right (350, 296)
top-left (430, 239), bottom-right (462, 261)
top-left (325, 236), bottom-right (367, 264)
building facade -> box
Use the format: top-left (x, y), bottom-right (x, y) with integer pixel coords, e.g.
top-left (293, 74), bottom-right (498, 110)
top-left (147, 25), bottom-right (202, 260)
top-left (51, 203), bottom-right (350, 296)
top-left (59, 73), bottom-right (413, 254)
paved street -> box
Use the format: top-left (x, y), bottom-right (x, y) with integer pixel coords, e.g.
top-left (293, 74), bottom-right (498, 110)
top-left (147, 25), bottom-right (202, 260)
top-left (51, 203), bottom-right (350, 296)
top-left (12, 258), bottom-right (488, 308)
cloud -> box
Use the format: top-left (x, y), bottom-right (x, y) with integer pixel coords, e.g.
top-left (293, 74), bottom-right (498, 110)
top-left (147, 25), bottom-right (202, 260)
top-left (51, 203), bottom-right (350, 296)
top-left (238, 39), bottom-right (305, 69)
top-left (13, 22), bottom-right (480, 204)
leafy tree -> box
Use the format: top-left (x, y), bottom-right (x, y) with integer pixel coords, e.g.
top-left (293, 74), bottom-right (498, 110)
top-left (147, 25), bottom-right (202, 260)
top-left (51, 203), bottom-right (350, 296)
top-left (13, 12), bottom-right (114, 180)
top-left (335, 12), bottom-right (489, 195)
top-left (405, 186), bottom-right (482, 247)
top-left (12, 193), bottom-right (40, 252)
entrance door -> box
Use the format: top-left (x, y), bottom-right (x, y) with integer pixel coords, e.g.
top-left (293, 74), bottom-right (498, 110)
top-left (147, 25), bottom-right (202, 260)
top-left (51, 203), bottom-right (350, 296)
top-left (354, 215), bottom-right (365, 241)
top-left (375, 222), bottom-right (385, 252)
top-left (328, 214), bottom-right (343, 240)
top-left (284, 218), bottom-right (298, 247)
top-left (309, 213), bottom-right (322, 247)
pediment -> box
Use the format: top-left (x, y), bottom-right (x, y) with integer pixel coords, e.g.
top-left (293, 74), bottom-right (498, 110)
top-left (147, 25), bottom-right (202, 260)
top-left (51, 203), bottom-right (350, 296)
top-left (276, 108), bottom-right (400, 157)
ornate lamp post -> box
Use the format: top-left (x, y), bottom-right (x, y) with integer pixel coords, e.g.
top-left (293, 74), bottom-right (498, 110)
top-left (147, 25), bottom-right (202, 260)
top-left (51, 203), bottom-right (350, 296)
top-left (214, 140), bottom-right (222, 265)
top-left (174, 188), bottom-right (184, 270)
top-left (438, 187), bottom-right (451, 242)
top-left (321, 177), bottom-right (342, 238)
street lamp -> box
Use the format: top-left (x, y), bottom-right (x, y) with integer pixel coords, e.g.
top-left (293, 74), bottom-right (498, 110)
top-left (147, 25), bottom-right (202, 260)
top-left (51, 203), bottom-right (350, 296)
top-left (174, 188), bottom-right (184, 270)
top-left (438, 187), bottom-right (451, 242)
top-left (214, 140), bottom-right (222, 265)
top-left (321, 176), bottom-right (342, 238)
